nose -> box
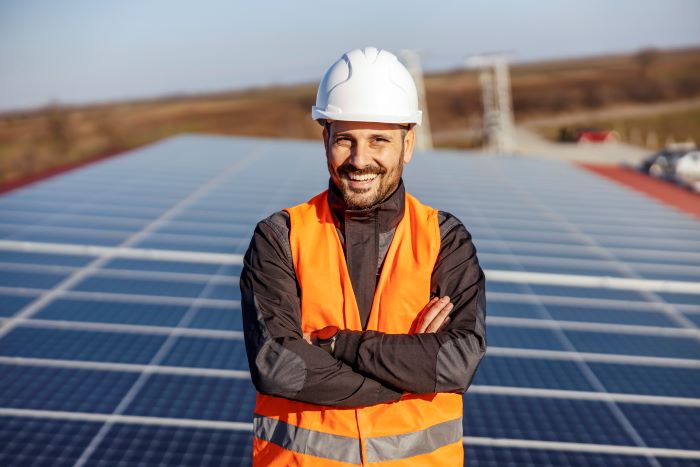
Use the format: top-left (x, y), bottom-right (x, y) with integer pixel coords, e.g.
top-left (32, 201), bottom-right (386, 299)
top-left (348, 141), bottom-right (373, 169)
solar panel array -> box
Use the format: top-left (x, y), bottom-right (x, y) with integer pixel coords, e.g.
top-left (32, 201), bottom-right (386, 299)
top-left (0, 134), bottom-right (698, 466)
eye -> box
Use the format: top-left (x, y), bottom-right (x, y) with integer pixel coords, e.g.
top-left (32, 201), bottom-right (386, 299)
top-left (334, 137), bottom-right (352, 147)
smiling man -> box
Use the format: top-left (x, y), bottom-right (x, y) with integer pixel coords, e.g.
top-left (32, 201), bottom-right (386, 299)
top-left (241, 47), bottom-right (486, 466)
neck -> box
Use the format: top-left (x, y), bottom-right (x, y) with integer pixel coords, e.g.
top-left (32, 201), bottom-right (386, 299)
top-left (328, 179), bottom-right (405, 233)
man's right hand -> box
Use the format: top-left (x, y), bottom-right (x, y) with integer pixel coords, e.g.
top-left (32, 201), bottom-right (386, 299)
top-left (415, 296), bottom-right (453, 333)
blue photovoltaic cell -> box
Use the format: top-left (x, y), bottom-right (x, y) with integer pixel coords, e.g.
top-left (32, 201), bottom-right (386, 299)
top-left (0, 269), bottom-right (68, 289)
top-left (219, 263), bottom-right (245, 276)
top-left (520, 262), bottom-right (625, 277)
top-left (486, 281), bottom-right (526, 294)
top-left (162, 337), bottom-right (248, 370)
top-left (589, 363), bottom-right (700, 398)
top-left (658, 459), bottom-right (700, 467)
top-left (0, 364), bottom-right (136, 413)
top-left (0, 203), bottom-right (63, 217)
top-left (657, 292), bottom-right (700, 306)
top-left (684, 313), bottom-right (700, 327)
top-left (0, 210), bottom-right (47, 224)
top-left (462, 445), bottom-right (655, 467)
top-left (0, 251), bottom-right (93, 267)
top-left (614, 250), bottom-right (700, 268)
top-left (478, 258), bottom-right (520, 271)
top-left (134, 237), bottom-right (242, 254)
top-left (34, 298), bottom-right (188, 327)
top-left (462, 394), bottom-right (635, 445)
top-left (564, 331), bottom-right (700, 359)
top-left (155, 222), bottom-right (253, 237)
top-left (488, 231), bottom-right (583, 246)
top-left (619, 404), bottom-right (700, 450)
top-left (502, 245), bottom-right (606, 262)
top-left (72, 276), bottom-right (207, 298)
top-left (84, 423), bottom-right (253, 467)
top-left (103, 258), bottom-right (240, 276)
top-left (126, 374), bottom-right (255, 422)
top-left (189, 306), bottom-right (242, 331)
top-left (0, 225), bottom-right (22, 238)
top-left (7, 229), bottom-right (129, 246)
top-left (207, 283), bottom-right (240, 301)
top-left (0, 417), bottom-right (102, 467)
top-left (542, 304), bottom-right (681, 327)
top-left (487, 326), bottom-right (566, 350)
top-left (473, 356), bottom-right (594, 391)
top-left (0, 294), bottom-right (35, 317)
top-left (597, 237), bottom-right (700, 253)
top-left (529, 284), bottom-right (647, 302)
top-left (43, 215), bottom-right (149, 232)
top-left (74, 205), bottom-right (161, 219)
top-left (484, 301), bottom-right (542, 319)
top-left (0, 326), bottom-right (166, 364)
top-left (636, 268), bottom-right (700, 282)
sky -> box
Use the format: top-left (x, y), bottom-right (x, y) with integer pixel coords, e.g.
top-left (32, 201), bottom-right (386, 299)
top-left (1, 0), bottom-right (699, 112)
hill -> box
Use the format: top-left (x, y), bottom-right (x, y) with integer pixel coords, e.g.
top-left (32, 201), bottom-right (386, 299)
top-left (1, 46), bottom-right (699, 188)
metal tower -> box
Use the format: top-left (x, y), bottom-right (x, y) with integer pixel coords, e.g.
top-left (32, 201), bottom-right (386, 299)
top-left (467, 54), bottom-right (516, 154)
top-left (399, 50), bottom-right (433, 150)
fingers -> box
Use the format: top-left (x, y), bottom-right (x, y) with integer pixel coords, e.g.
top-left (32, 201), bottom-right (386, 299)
top-left (303, 332), bottom-right (312, 344)
top-left (425, 301), bottom-right (454, 333)
top-left (417, 296), bottom-right (452, 333)
top-left (436, 316), bottom-right (451, 332)
top-left (416, 297), bottom-right (440, 333)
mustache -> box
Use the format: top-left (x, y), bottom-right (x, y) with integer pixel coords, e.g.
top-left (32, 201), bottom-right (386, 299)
top-left (338, 164), bottom-right (387, 177)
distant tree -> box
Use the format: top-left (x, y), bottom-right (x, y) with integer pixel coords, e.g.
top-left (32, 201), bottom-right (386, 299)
top-left (46, 102), bottom-right (73, 156)
top-left (636, 48), bottom-right (658, 79)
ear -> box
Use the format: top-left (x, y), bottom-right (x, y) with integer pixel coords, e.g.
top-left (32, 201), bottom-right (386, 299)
top-left (402, 127), bottom-right (416, 164)
top-left (322, 126), bottom-right (329, 154)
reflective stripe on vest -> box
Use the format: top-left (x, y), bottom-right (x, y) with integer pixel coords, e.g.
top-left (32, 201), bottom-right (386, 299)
top-left (365, 417), bottom-right (463, 463)
top-left (254, 414), bottom-right (362, 465)
top-left (254, 414), bottom-right (463, 464)
top-left (254, 190), bottom-right (464, 466)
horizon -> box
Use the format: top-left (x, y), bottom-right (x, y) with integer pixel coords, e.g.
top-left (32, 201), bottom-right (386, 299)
top-left (2, 0), bottom-right (700, 113)
top-left (2, 44), bottom-right (698, 117)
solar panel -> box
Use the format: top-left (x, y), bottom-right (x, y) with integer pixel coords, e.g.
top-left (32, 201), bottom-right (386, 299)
top-left (1, 134), bottom-right (698, 466)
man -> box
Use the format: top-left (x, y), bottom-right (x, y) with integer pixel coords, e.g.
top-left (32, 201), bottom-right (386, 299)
top-left (241, 47), bottom-right (486, 466)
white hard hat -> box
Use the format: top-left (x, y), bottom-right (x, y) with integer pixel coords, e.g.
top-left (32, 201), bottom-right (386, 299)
top-left (312, 47), bottom-right (422, 126)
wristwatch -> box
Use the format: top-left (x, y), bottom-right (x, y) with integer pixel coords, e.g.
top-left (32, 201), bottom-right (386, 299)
top-left (314, 325), bottom-right (339, 356)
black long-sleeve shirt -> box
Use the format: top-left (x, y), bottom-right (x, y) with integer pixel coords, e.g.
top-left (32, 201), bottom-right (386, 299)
top-left (240, 179), bottom-right (486, 407)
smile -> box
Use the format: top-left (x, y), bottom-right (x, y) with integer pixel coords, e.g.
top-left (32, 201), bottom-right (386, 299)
top-left (347, 173), bottom-right (379, 182)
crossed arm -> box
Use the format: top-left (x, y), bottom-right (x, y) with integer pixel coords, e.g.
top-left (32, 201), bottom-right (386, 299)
top-left (240, 212), bottom-right (486, 407)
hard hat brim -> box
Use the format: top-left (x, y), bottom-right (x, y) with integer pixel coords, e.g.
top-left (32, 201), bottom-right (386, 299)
top-left (312, 108), bottom-right (422, 126)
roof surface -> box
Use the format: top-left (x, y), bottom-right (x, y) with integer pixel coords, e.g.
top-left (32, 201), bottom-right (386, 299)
top-left (0, 135), bottom-right (698, 466)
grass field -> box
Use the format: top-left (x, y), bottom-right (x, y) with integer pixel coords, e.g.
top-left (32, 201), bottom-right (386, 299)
top-left (534, 106), bottom-right (700, 148)
top-left (2, 46), bottom-right (699, 187)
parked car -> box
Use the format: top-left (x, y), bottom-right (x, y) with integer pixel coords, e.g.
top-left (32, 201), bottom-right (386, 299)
top-left (675, 151), bottom-right (700, 192)
top-left (558, 127), bottom-right (620, 143)
top-left (640, 143), bottom-right (697, 181)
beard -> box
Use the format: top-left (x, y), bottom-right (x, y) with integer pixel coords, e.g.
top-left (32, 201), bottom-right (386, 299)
top-left (329, 150), bottom-right (404, 211)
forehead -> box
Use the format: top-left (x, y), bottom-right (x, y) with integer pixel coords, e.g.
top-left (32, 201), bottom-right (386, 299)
top-left (329, 121), bottom-right (404, 136)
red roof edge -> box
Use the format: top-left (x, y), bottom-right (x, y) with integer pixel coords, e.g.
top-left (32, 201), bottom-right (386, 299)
top-left (577, 163), bottom-right (700, 220)
top-left (0, 144), bottom-right (148, 196)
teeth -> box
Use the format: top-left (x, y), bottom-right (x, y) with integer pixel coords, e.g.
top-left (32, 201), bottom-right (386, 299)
top-left (348, 173), bottom-right (378, 181)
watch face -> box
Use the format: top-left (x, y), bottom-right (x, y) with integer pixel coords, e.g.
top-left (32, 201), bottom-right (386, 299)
top-left (317, 325), bottom-right (339, 341)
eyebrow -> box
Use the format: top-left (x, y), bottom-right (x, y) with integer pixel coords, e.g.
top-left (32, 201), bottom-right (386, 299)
top-left (333, 132), bottom-right (394, 139)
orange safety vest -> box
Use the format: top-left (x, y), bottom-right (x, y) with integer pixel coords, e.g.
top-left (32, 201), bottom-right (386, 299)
top-left (253, 190), bottom-right (464, 466)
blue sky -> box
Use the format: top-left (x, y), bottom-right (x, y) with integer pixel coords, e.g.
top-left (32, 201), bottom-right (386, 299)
top-left (1, 0), bottom-right (699, 112)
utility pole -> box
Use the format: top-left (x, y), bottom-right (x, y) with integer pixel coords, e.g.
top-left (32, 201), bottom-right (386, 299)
top-left (467, 54), bottom-right (515, 154)
top-left (399, 50), bottom-right (433, 150)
